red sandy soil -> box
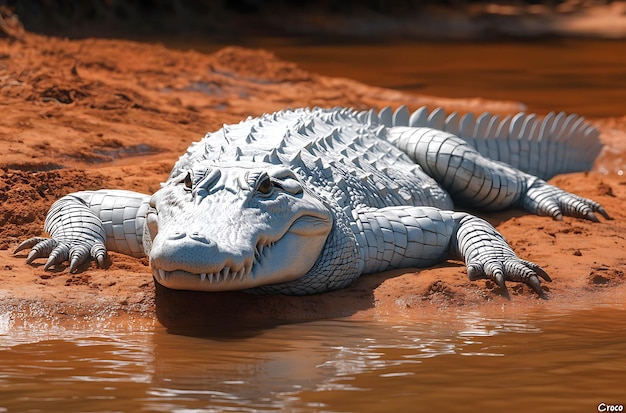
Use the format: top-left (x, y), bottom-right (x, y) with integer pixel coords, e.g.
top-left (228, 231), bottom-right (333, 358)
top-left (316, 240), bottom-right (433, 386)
top-left (0, 32), bottom-right (624, 328)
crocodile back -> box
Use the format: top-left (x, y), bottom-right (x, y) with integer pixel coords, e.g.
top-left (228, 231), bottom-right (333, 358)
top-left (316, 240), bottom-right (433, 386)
top-left (170, 107), bottom-right (454, 212)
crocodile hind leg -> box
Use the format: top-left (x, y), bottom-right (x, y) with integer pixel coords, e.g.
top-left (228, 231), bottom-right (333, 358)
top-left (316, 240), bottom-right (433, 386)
top-left (353, 206), bottom-right (550, 297)
top-left (388, 127), bottom-right (609, 221)
top-left (14, 190), bottom-right (151, 272)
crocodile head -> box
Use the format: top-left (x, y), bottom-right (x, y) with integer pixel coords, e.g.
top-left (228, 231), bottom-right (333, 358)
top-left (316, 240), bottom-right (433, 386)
top-left (144, 161), bottom-right (333, 292)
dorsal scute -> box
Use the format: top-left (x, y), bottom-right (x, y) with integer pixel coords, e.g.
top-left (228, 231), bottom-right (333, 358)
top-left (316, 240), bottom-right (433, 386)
top-left (394, 106), bottom-right (602, 179)
top-left (198, 107), bottom-right (431, 208)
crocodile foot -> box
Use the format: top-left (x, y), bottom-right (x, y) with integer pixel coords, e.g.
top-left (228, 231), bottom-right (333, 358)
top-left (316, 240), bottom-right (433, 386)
top-left (467, 258), bottom-right (551, 299)
top-left (14, 237), bottom-right (108, 273)
top-left (523, 180), bottom-right (610, 222)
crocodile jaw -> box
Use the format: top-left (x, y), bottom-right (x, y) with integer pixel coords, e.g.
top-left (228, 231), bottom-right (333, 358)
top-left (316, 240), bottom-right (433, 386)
top-left (151, 215), bottom-right (331, 292)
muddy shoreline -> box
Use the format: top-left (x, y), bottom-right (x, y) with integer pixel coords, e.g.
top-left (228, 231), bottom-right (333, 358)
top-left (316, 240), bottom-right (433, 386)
top-left (0, 32), bottom-right (624, 326)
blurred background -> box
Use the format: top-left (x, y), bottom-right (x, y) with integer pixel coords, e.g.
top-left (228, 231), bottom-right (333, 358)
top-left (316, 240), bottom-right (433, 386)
top-left (5, 0), bottom-right (626, 39)
top-left (2, 0), bottom-right (626, 117)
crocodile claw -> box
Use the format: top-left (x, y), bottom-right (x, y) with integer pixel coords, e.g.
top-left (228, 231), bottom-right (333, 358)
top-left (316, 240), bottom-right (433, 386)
top-left (92, 243), bottom-right (108, 269)
top-left (522, 260), bottom-right (552, 282)
top-left (527, 275), bottom-right (546, 299)
top-left (523, 181), bottom-right (610, 222)
top-left (33, 241), bottom-right (61, 265)
top-left (492, 268), bottom-right (510, 299)
top-left (596, 206), bottom-right (611, 220)
top-left (44, 243), bottom-right (69, 270)
top-left (69, 244), bottom-right (90, 273)
top-left (14, 237), bottom-right (108, 272)
top-left (467, 258), bottom-right (551, 299)
top-left (14, 237), bottom-right (49, 256)
top-left (15, 237), bottom-right (59, 265)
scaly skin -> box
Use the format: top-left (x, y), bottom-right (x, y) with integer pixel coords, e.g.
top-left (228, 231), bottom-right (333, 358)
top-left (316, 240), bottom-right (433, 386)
top-left (15, 106), bottom-right (609, 298)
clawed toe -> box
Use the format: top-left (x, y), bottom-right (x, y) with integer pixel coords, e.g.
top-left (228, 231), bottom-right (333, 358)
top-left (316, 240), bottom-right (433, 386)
top-left (524, 182), bottom-right (609, 223)
top-left (597, 206), bottom-right (611, 220)
top-left (44, 244), bottom-right (69, 270)
top-left (527, 275), bottom-right (547, 299)
top-left (14, 237), bottom-right (48, 255)
top-left (91, 243), bottom-right (109, 269)
top-left (14, 237), bottom-right (106, 273)
top-left (467, 259), bottom-right (551, 299)
top-left (69, 244), bottom-right (91, 273)
top-left (493, 271), bottom-right (511, 299)
top-left (522, 260), bottom-right (551, 282)
top-left (24, 239), bottom-right (59, 264)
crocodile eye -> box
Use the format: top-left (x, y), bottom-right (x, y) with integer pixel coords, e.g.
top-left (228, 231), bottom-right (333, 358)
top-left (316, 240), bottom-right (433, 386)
top-left (183, 172), bottom-right (193, 191)
top-left (256, 174), bottom-right (273, 195)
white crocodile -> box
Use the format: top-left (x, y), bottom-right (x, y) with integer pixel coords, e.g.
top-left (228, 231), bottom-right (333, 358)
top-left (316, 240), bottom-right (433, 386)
top-left (15, 106), bottom-right (609, 298)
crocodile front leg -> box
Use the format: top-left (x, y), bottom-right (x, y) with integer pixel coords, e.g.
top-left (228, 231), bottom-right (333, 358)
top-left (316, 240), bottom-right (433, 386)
top-left (14, 190), bottom-right (151, 272)
top-left (353, 206), bottom-right (550, 297)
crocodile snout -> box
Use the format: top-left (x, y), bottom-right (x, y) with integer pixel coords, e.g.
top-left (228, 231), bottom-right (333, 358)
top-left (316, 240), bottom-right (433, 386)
top-left (149, 230), bottom-right (249, 276)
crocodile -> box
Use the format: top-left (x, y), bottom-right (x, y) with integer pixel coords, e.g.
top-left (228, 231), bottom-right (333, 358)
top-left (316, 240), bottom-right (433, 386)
top-left (14, 106), bottom-right (609, 297)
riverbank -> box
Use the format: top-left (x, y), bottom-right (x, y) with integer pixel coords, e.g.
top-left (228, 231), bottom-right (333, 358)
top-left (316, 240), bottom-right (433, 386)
top-left (0, 32), bottom-right (624, 327)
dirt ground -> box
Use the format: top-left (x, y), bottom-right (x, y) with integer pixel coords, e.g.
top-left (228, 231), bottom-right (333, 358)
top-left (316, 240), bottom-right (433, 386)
top-left (0, 32), bottom-right (624, 328)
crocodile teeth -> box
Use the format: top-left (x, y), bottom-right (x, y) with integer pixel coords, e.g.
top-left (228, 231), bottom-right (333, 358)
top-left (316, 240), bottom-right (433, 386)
top-left (235, 269), bottom-right (244, 282)
top-left (153, 268), bottom-right (250, 284)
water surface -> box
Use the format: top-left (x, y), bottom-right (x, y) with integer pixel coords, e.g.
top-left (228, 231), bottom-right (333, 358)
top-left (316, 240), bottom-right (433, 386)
top-left (1, 302), bottom-right (624, 412)
top-left (173, 38), bottom-right (626, 118)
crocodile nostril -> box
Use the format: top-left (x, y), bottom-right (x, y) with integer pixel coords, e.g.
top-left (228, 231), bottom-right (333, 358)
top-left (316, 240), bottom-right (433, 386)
top-left (168, 231), bottom-right (186, 240)
top-left (189, 232), bottom-right (212, 244)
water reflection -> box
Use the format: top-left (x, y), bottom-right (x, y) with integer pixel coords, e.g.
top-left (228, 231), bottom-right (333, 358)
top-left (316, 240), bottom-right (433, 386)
top-left (1, 305), bottom-right (624, 412)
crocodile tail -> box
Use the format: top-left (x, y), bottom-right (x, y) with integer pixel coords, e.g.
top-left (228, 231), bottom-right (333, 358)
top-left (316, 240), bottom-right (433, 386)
top-left (378, 105), bottom-right (602, 180)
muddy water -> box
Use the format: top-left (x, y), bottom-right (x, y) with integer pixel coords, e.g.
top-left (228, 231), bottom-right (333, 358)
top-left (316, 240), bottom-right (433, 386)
top-left (183, 38), bottom-right (626, 118)
top-left (1, 300), bottom-right (625, 412)
top-left (276, 40), bottom-right (626, 118)
top-left (2, 40), bottom-right (626, 412)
